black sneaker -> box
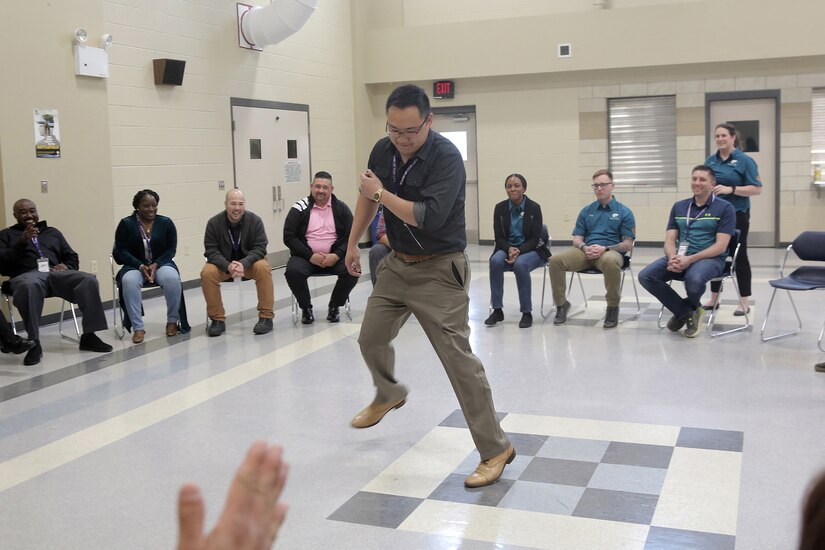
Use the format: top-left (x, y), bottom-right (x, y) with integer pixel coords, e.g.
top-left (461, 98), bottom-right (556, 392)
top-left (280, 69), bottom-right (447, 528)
top-left (603, 306), bottom-right (619, 329)
top-left (327, 305), bottom-right (340, 323)
top-left (666, 314), bottom-right (687, 332)
top-left (79, 333), bottom-right (114, 353)
top-left (518, 312), bottom-right (533, 329)
top-left (815, 362), bottom-right (825, 373)
top-left (553, 302), bottom-right (571, 326)
top-left (253, 317), bottom-right (273, 335)
top-left (301, 307), bottom-right (314, 325)
top-left (0, 334), bottom-right (37, 355)
top-left (207, 319), bottom-right (226, 337)
top-left (684, 308), bottom-right (705, 338)
top-left (24, 342), bottom-right (42, 366)
top-left (484, 308), bottom-right (504, 326)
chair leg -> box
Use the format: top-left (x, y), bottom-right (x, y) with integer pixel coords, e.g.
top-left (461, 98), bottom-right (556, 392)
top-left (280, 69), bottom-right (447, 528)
top-left (564, 272), bottom-right (587, 318)
top-left (291, 294), bottom-right (299, 325)
top-left (4, 295), bottom-right (17, 336)
top-left (761, 288), bottom-right (803, 342)
top-left (344, 298), bottom-right (352, 321)
top-left (112, 280), bottom-right (125, 340)
top-left (540, 263), bottom-right (551, 320)
top-left (618, 267), bottom-right (641, 324)
top-left (818, 317), bottom-right (825, 353)
top-left (59, 300), bottom-right (80, 343)
top-left (708, 276), bottom-right (749, 337)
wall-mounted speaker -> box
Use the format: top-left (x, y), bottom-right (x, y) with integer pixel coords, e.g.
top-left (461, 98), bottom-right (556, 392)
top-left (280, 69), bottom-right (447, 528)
top-left (153, 59), bottom-right (186, 86)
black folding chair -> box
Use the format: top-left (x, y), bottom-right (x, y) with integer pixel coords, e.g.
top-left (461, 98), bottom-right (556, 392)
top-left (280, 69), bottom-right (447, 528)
top-left (760, 231), bottom-right (825, 351)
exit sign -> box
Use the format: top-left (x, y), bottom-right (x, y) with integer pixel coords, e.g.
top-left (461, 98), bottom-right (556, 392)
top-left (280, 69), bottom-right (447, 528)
top-left (433, 80), bottom-right (455, 99)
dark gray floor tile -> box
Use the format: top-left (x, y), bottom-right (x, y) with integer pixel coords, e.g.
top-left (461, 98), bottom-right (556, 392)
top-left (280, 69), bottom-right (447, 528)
top-left (573, 487), bottom-right (659, 525)
top-left (519, 456), bottom-right (598, 486)
top-left (327, 491), bottom-right (423, 528)
top-left (505, 432), bottom-right (549, 456)
top-left (498, 480), bottom-right (585, 515)
top-left (601, 441), bottom-right (674, 469)
top-left (429, 473), bottom-right (515, 507)
top-left (645, 526), bottom-right (736, 550)
top-left (677, 427), bottom-right (744, 452)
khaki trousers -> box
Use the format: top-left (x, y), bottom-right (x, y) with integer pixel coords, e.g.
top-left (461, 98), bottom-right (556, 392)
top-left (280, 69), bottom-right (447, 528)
top-left (549, 247), bottom-right (624, 307)
top-left (358, 252), bottom-right (510, 461)
top-left (200, 259), bottom-right (274, 320)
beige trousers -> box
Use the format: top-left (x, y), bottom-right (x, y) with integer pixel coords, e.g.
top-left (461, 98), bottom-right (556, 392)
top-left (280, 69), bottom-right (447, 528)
top-left (549, 247), bottom-right (624, 307)
top-left (200, 259), bottom-right (274, 320)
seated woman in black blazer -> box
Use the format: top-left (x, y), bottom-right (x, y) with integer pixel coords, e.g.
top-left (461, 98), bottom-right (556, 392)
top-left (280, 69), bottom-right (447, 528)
top-left (113, 189), bottom-right (189, 343)
top-left (486, 174), bottom-right (549, 329)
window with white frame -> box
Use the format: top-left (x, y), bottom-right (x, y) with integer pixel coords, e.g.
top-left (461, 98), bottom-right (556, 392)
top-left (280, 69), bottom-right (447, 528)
top-left (608, 95), bottom-right (677, 187)
top-left (812, 88), bottom-right (825, 182)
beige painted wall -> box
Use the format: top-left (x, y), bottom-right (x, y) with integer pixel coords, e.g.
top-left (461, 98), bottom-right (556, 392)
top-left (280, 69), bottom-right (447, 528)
top-left (0, 0), bottom-right (115, 312)
top-left (103, 0), bottom-right (357, 281)
top-left (351, 1), bottom-right (825, 245)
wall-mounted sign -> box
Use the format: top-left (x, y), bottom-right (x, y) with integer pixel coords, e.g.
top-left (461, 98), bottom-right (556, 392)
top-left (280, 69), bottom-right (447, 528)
top-left (33, 109), bottom-right (61, 159)
top-left (433, 80), bottom-right (455, 99)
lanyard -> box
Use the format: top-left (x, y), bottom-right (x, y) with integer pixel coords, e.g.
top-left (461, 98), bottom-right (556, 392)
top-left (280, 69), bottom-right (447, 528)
top-left (684, 195), bottom-right (713, 237)
top-left (136, 214), bottom-right (152, 262)
top-left (227, 227), bottom-right (241, 253)
top-left (391, 154), bottom-right (418, 190)
top-left (31, 236), bottom-right (44, 258)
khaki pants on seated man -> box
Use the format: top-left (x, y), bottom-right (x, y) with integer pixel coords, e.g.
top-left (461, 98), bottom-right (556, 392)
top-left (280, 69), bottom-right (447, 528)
top-left (549, 247), bottom-right (624, 309)
top-left (201, 259), bottom-right (274, 322)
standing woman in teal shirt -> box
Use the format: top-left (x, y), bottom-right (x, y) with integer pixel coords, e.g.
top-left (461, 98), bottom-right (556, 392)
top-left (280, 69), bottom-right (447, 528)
top-left (702, 122), bottom-right (762, 315)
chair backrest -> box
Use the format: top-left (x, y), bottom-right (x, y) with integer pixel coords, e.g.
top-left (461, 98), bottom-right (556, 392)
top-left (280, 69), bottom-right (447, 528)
top-left (538, 224), bottom-right (551, 259)
top-left (791, 231), bottom-right (825, 262)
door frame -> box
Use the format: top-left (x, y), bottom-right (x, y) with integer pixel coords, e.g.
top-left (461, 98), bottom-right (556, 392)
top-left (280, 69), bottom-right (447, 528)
top-left (229, 97), bottom-right (312, 189)
top-left (705, 90), bottom-right (780, 247)
top-left (432, 105), bottom-right (478, 242)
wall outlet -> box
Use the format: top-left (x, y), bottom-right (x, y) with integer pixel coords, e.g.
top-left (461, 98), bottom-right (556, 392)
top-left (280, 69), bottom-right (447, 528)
top-left (218, 180), bottom-right (225, 190)
top-left (90, 260), bottom-right (98, 273)
top-left (41, 180), bottom-right (48, 193)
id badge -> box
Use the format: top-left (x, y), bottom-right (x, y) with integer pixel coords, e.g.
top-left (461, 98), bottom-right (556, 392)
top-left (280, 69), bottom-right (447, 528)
top-left (677, 243), bottom-right (688, 256)
top-left (37, 257), bottom-right (49, 273)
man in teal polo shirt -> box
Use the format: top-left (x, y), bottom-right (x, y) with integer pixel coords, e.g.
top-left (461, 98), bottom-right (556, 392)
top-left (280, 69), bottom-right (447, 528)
top-left (639, 165), bottom-right (736, 338)
top-left (550, 169), bottom-right (636, 328)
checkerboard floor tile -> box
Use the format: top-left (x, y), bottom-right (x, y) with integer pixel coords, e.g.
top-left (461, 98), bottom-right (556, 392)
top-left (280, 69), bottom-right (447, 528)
top-left (329, 412), bottom-right (742, 549)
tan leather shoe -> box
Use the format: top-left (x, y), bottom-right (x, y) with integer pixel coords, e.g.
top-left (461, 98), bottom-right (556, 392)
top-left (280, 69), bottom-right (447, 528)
top-left (350, 397), bottom-right (406, 429)
top-left (166, 323), bottom-right (178, 337)
top-left (464, 445), bottom-right (515, 488)
top-left (132, 330), bottom-right (145, 344)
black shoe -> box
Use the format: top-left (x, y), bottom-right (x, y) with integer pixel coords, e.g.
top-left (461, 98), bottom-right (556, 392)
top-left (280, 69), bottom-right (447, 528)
top-left (79, 333), bottom-right (114, 353)
top-left (815, 362), bottom-right (825, 373)
top-left (702, 303), bottom-right (720, 311)
top-left (327, 305), bottom-right (340, 323)
top-left (666, 314), bottom-right (687, 332)
top-left (301, 307), bottom-right (314, 325)
top-left (733, 307), bottom-right (750, 317)
top-left (518, 312), bottom-right (533, 329)
top-left (24, 342), bottom-right (43, 366)
top-left (0, 335), bottom-right (37, 355)
top-left (553, 302), bottom-right (571, 326)
top-left (253, 317), bottom-right (273, 335)
top-left (603, 306), bottom-right (619, 329)
top-left (207, 319), bottom-right (226, 337)
top-left (485, 308), bottom-right (504, 326)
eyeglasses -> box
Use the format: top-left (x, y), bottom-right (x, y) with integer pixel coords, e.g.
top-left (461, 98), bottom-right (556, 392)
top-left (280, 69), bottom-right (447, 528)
top-left (386, 117), bottom-right (428, 138)
top-left (591, 182), bottom-right (613, 189)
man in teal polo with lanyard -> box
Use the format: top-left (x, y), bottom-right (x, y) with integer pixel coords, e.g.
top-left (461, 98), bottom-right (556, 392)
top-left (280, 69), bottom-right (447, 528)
top-left (639, 165), bottom-right (736, 338)
top-left (550, 169), bottom-right (636, 329)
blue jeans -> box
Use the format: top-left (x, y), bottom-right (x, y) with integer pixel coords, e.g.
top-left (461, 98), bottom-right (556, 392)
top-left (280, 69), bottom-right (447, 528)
top-left (122, 265), bottom-right (181, 330)
top-left (489, 249), bottom-right (545, 313)
top-left (639, 256), bottom-right (724, 320)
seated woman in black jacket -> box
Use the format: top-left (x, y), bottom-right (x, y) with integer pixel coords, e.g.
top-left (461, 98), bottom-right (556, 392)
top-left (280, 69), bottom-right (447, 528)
top-left (485, 174), bottom-right (549, 329)
top-left (113, 189), bottom-right (189, 343)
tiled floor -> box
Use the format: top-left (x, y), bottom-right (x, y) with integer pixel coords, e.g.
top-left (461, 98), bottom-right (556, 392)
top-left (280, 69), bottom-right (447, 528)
top-left (331, 412), bottom-right (741, 549)
top-left (1, 245), bottom-right (824, 549)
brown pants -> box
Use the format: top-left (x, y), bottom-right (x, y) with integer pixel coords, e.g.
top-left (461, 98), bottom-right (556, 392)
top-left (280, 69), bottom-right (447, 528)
top-left (358, 252), bottom-right (510, 461)
top-left (200, 259), bottom-right (274, 320)
top-left (549, 247), bottom-right (624, 307)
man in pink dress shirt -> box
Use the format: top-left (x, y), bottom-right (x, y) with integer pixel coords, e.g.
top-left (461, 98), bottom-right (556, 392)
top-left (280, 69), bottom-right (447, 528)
top-left (283, 171), bottom-right (358, 324)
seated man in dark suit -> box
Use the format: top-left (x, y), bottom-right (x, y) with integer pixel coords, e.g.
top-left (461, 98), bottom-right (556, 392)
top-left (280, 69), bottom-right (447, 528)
top-left (0, 198), bottom-right (113, 365)
top-left (283, 171), bottom-right (358, 324)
